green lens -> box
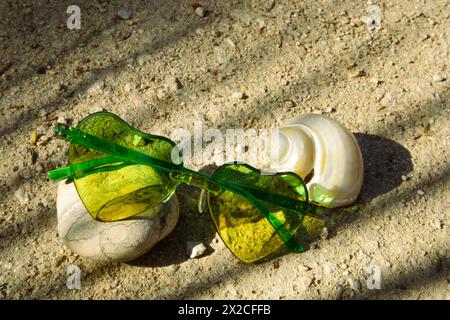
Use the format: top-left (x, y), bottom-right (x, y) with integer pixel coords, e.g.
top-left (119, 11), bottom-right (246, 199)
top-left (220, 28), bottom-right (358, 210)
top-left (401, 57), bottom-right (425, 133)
top-left (208, 163), bottom-right (320, 263)
top-left (69, 112), bottom-right (178, 221)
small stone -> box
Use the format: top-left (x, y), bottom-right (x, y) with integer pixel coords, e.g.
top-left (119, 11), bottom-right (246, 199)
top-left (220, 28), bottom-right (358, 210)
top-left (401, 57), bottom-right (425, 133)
top-left (22, 169), bottom-right (32, 180)
top-left (361, 5), bottom-right (382, 30)
top-left (346, 66), bottom-right (365, 78)
top-left (417, 189), bottom-right (425, 196)
top-left (281, 78), bottom-right (289, 86)
top-left (36, 134), bottom-right (51, 146)
top-left (195, 6), bottom-right (206, 18)
top-left (320, 227), bottom-right (329, 239)
top-left (136, 54), bottom-right (152, 66)
top-left (375, 115), bottom-right (384, 122)
top-left (430, 219), bottom-right (444, 230)
top-left (324, 262), bottom-right (336, 274)
top-left (432, 73), bottom-right (445, 82)
top-left (30, 131), bottom-right (38, 145)
top-left (110, 280), bottom-right (119, 289)
top-left (165, 76), bottom-right (182, 92)
top-left (370, 77), bottom-right (382, 86)
top-left (401, 175), bottom-right (409, 181)
top-left (186, 241), bottom-right (207, 259)
top-left (57, 82), bottom-right (67, 92)
top-left (14, 187), bottom-right (29, 205)
top-left (117, 8), bottom-right (132, 20)
top-left (264, 0), bottom-right (276, 11)
top-left (56, 116), bottom-right (67, 125)
top-left (156, 87), bottom-right (167, 100)
top-left (375, 92), bottom-right (385, 102)
top-left (349, 278), bottom-right (362, 290)
top-left (256, 19), bottom-right (266, 32)
top-left (87, 80), bottom-right (105, 95)
top-left (298, 264), bottom-right (310, 272)
top-left (124, 82), bottom-right (136, 92)
top-left (6, 174), bottom-right (21, 188)
top-left (91, 106), bottom-right (105, 113)
top-left (38, 108), bottom-right (48, 117)
top-left (326, 107), bottom-right (336, 113)
top-left (231, 91), bottom-right (246, 99)
top-left (285, 100), bottom-right (295, 108)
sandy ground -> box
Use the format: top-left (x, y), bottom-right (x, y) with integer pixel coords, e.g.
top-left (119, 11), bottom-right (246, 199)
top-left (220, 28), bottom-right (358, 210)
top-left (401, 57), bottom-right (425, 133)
top-left (0, 0), bottom-right (449, 299)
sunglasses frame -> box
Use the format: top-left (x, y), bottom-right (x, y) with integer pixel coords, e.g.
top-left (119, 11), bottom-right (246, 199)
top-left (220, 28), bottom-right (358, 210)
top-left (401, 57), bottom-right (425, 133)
top-left (48, 112), bottom-right (321, 258)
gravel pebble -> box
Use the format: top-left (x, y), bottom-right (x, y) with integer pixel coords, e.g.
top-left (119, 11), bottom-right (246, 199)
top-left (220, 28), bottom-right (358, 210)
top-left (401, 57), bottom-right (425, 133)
top-left (195, 7), bottom-right (206, 18)
top-left (417, 189), bottom-right (425, 196)
top-left (38, 108), bottom-right (48, 117)
top-left (124, 82), bottom-right (136, 92)
top-left (136, 54), bottom-right (152, 66)
top-left (117, 8), bottom-right (132, 20)
top-left (14, 187), bottom-right (29, 205)
top-left (281, 78), bottom-right (289, 86)
top-left (320, 227), bottom-right (329, 240)
top-left (432, 73), bottom-right (445, 82)
top-left (346, 66), bottom-right (364, 78)
top-left (186, 241), bottom-right (207, 259)
top-left (56, 116), bottom-right (68, 125)
top-left (231, 91), bottom-right (245, 99)
top-left (370, 77), bottom-right (382, 86)
top-left (324, 262), bottom-right (336, 274)
top-left (165, 76), bottom-right (182, 92)
top-left (156, 87), bottom-right (167, 100)
top-left (87, 80), bottom-right (105, 95)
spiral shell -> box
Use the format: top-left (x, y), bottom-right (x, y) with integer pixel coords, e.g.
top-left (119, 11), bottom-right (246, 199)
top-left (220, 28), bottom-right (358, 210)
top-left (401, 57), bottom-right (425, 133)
top-left (268, 114), bottom-right (364, 208)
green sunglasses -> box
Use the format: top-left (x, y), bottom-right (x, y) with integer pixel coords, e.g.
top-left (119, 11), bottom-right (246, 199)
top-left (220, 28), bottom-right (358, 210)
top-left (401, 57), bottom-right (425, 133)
top-left (48, 112), bottom-right (325, 263)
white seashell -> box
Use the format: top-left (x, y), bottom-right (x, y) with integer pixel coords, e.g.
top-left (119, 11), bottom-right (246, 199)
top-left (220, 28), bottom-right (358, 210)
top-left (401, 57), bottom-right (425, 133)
top-left (268, 114), bottom-right (364, 208)
top-left (57, 181), bottom-right (179, 262)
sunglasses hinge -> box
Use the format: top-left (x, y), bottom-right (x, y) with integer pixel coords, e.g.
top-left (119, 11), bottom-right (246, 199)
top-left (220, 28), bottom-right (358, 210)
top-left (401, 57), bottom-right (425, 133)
top-left (53, 123), bottom-right (71, 140)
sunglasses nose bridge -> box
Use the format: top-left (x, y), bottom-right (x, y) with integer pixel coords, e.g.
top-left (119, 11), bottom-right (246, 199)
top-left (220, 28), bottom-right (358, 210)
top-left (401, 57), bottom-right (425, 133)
top-left (169, 170), bottom-right (220, 194)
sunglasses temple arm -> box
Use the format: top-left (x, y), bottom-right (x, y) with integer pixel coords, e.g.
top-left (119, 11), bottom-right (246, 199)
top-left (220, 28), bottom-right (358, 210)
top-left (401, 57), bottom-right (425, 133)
top-left (236, 185), bottom-right (321, 216)
top-left (48, 166), bottom-right (72, 181)
top-left (54, 125), bottom-right (182, 174)
top-left (48, 156), bottom-right (136, 182)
